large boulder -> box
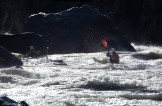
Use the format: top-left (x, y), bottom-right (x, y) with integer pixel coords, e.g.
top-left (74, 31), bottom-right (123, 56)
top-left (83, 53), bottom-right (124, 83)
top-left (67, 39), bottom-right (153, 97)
top-left (0, 32), bottom-right (51, 56)
top-left (0, 46), bottom-right (23, 67)
top-left (25, 5), bottom-right (136, 54)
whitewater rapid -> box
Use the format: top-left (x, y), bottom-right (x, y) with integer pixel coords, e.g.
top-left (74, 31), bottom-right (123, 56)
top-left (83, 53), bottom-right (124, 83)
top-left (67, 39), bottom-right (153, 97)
top-left (1, 44), bottom-right (162, 106)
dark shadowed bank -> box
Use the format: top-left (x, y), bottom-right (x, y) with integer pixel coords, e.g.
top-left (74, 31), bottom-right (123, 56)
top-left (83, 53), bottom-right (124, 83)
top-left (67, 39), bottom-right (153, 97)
top-left (0, 0), bottom-right (162, 45)
top-left (0, 4), bottom-right (136, 55)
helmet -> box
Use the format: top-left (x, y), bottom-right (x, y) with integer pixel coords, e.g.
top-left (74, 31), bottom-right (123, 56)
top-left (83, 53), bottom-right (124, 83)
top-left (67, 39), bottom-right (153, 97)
top-left (111, 48), bottom-right (116, 53)
top-left (30, 46), bottom-right (34, 50)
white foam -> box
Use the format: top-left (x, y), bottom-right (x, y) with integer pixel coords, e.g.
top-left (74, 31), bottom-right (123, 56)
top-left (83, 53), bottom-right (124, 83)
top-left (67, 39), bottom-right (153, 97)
top-left (1, 44), bottom-right (162, 106)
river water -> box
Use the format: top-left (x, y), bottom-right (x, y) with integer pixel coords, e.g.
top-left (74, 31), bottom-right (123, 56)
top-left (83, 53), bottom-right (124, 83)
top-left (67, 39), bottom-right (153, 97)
top-left (1, 44), bottom-right (162, 106)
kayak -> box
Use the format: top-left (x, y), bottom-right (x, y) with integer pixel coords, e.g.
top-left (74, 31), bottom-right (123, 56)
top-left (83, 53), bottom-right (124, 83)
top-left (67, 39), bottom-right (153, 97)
top-left (92, 57), bottom-right (109, 64)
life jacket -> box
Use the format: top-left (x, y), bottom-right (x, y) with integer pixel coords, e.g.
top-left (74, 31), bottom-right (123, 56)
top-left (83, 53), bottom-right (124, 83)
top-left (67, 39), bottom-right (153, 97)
top-left (107, 51), bottom-right (119, 63)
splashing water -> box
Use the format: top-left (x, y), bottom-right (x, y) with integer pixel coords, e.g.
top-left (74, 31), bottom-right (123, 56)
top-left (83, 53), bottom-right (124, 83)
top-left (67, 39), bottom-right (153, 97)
top-left (1, 44), bottom-right (162, 106)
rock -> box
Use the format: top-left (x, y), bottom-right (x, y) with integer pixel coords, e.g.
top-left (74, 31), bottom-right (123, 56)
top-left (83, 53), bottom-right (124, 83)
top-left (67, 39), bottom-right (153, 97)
top-left (48, 59), bottom-right (67, 65)
top-left (25, 5), bottom-right (136, 54)
top-left (91, 0), bottom-right (162, 45)
top-left (0, 32), bottom-right (51, 57)
top-left (0, 46), bottom-right (23, 67)
top-left (0, 96), bottom-right (29, 106)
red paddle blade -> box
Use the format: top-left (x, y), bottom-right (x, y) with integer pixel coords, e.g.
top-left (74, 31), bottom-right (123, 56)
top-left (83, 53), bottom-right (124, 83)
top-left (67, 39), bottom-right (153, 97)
top-left (102, 40), bottom-right (108, 48)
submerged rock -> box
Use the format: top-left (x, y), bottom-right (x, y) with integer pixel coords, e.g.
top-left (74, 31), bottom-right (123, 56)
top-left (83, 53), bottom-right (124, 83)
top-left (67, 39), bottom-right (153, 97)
top-left (25, 5), bottom-right (136, 54)
top-left (0, 46), bottom-right (23, 67)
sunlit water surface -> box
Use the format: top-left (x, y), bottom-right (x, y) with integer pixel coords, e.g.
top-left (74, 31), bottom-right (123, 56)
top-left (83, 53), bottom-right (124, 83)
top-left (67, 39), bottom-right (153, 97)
top-left (1, 44), bottom-right (162, 106)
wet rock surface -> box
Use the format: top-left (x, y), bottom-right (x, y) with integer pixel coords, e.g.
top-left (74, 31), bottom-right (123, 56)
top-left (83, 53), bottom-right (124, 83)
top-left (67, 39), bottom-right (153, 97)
top-left (25, 5), bottom-right (136, 54)
top-left (0, 32), bottom-right (50, 56)
top-left (0, 46), bottom-right (23, 67)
